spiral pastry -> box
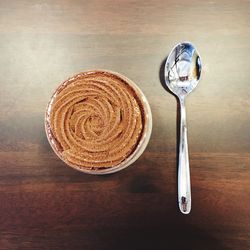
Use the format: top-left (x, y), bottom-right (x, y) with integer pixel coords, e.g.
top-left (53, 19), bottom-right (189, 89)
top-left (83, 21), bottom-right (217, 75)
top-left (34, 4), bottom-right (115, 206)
top-left (46, 71), bottom-right (145, 170)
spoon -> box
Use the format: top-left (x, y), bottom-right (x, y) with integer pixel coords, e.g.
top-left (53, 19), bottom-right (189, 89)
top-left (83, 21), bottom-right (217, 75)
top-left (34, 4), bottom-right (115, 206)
top-left (164, 42), bottom-right (202, 214)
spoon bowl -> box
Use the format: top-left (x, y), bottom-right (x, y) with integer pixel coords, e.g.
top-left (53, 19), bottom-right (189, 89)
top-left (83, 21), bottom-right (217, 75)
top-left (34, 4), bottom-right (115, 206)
top-left (165, 42), bottom-right (201, 98)
top-left (164, 42), bottom-right (202, 214)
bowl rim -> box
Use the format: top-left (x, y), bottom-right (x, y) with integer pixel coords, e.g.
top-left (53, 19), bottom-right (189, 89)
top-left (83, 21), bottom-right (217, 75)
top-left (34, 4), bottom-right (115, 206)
top-left (45, 69), bottom-right (152, 175)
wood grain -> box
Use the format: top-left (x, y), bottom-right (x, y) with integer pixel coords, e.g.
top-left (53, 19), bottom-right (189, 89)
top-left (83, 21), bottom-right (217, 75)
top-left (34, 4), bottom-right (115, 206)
top-left (0, 0), bottom-right (250, 249)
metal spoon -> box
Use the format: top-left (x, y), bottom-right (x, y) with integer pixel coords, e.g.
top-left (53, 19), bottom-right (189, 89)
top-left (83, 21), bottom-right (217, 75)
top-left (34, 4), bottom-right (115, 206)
top-left (164, 42), bottom-right (202, 214)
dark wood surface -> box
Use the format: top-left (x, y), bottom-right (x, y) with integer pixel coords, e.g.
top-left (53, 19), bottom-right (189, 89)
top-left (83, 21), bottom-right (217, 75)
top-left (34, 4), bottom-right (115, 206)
top-left (0, 0), bottom-right (250, 249)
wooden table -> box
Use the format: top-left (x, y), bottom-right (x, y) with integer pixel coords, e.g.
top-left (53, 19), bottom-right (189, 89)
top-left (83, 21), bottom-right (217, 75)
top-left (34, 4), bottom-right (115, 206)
top-left (0, 0), bottom-right (249, 249)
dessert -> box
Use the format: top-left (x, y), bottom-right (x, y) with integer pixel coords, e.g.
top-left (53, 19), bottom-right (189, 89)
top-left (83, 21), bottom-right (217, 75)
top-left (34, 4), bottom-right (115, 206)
top-left (45, 71), bottom-right (146, 171)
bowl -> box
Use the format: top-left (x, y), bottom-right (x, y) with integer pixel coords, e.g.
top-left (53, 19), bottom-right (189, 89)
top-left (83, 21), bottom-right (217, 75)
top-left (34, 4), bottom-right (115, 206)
top-left (45, 70), bottom-right (152, 174)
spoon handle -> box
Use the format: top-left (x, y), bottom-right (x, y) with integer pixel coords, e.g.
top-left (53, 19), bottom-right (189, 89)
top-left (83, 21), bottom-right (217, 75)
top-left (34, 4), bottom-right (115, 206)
top-left (178, 97), bottom-right (191, 214)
